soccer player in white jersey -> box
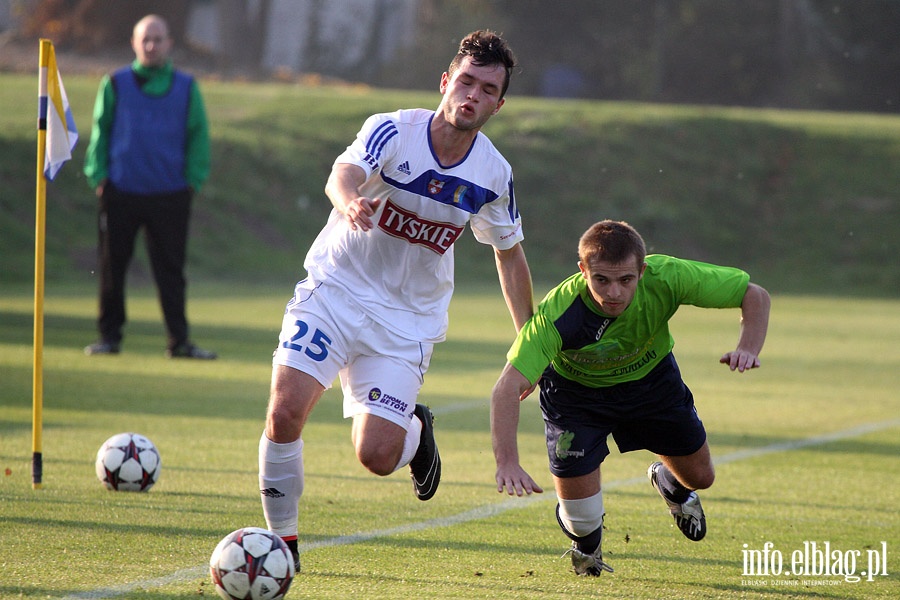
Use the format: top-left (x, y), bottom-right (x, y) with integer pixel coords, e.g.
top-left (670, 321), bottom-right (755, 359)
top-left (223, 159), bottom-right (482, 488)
top-left (258, 30), bottom-right (534, 571)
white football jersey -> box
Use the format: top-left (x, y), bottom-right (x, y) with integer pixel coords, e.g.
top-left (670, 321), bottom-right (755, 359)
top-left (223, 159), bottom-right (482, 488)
top-left (304, 108), bottom-right (523, 342)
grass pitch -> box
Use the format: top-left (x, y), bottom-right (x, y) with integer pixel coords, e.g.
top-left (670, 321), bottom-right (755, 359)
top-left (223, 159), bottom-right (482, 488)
top-left (1, 284), bottom-right (898, 599)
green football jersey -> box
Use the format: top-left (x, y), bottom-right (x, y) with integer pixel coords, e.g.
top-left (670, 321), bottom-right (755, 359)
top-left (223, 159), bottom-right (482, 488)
top-left (508, 254), bottom-right (750, 387)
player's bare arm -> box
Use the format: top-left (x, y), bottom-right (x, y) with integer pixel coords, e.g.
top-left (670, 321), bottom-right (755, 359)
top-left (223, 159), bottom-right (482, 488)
top-left (494, 244), bottom-right (534, 332)
top-left (324, 163), bottom-right (382, 231)
top-left (720, 282), bottom-right (771, 372)
top-left (491, 362), bottom-right (544, 496)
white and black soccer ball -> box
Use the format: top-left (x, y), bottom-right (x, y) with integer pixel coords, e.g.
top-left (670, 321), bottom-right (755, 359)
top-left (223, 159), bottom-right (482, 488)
top-left (210, 527), bottom-right (295, 600)
top-left (94, 432), bottom-right (161, 492)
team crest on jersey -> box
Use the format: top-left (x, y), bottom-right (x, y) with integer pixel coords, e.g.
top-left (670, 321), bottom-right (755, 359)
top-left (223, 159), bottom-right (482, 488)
top-left (427, 178), bottom-right (445, 195)
top-left (379, 198), bottom-right (463, 255)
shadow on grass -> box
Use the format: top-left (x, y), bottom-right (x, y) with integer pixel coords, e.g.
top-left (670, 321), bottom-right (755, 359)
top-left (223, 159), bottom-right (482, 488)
top-left (1, 309), bottom-right (515, 429)
top-left (0, 309), bottom-right (278, 358)
top-left (708, 431), bottom-right (900, 457)
top-left (4, 513), bottom-right (225, 539)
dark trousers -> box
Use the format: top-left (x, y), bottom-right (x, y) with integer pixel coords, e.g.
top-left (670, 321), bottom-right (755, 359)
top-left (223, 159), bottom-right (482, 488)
top-left (96, 185), bottom-right (192, 350)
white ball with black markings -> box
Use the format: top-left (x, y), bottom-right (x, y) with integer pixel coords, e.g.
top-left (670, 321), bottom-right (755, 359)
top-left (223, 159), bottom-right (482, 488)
top-left (210, 527), bottom-right (295, 600)
top-left (94, 432), bottom-right (161, 492)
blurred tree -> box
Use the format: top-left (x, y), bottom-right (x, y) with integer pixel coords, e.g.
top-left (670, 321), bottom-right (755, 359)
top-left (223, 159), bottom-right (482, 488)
top-left (812, 0), bottom-right (900, 112)
top-left (216, 0), bottom-right (272, 74)
top-left (24, 0), bottom-right (191, 52)
top-left (17, 0), bottom-right (900, 112)
top-left (489, 0), bottom-right (900, 112)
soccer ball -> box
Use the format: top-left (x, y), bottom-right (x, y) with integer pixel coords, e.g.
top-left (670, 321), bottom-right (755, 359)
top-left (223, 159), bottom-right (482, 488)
top-left (94, 432), bottom-right (161, 492)
top-left (210, 527), bottom-right (295, 600)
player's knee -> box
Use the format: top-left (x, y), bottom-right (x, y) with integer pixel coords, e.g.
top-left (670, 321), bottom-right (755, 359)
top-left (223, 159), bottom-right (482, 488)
top-left (266, 369), bottom-right (321, 442)
top-left (690, 466), bottom-right (715, 490)
top-left (266, 410), bottom-right (297, 442)
top-left (265, 394), bottom-right (305, 443)
top-left (356, 444), bottom-right (399, 476)
top-left (357, 451), bottom-right (395, 477)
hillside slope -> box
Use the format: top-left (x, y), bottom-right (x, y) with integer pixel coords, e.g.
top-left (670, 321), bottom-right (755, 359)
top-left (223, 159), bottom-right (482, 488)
top-left (2, 74), bottom-right (898, 296)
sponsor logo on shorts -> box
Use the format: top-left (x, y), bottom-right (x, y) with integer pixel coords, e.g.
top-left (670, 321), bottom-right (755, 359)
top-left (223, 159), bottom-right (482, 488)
top-left (367, 387), bottom-right (409, 414)
top-left (555, 431), bottom-right (585, 460)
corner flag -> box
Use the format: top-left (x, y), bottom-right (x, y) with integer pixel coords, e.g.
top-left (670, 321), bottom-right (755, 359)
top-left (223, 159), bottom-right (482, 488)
top-left (38, 39), bottom-right (78, 180)
top-left (33, 39), bottom-right (78, 489)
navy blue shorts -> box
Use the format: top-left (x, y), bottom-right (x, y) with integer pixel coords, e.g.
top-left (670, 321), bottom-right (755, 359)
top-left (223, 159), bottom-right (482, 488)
top-left (539, 353), bottom-right (707, 479)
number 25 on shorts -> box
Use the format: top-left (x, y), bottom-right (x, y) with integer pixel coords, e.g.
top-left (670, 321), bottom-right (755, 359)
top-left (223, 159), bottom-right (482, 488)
top-left (281, 319), bottom-right (333, 362)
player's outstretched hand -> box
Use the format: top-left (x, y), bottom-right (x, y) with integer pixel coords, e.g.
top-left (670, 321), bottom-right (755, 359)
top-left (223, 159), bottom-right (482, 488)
top-left (719, 349), bottom-right (761, 372)
top-left (496, 464), bottom-right (544, 497)
top-left (343, 196), bottom-right (382, 231)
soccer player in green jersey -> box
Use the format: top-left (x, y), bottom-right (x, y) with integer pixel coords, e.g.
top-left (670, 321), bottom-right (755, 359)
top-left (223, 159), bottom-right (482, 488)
top-left (490, 219), bottom-right (770, 576)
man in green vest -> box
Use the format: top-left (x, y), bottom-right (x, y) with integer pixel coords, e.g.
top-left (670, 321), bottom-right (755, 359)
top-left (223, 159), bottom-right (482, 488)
top-left (83, 14), bottom-right (215, 359)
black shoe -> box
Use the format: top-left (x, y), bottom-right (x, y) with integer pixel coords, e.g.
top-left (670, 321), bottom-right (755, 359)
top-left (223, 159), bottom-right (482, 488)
top-left (283, 538), bottom-right (301, 574)
top-left (409, 404), bottom-right (441, 501)
top-left (166, 343), bottom-right (217, 360)
top-left (84, 341), bottom-right (120, 355)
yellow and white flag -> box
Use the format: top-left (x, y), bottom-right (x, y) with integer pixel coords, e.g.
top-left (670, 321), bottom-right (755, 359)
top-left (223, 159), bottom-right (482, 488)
top-left (39, 39), bottom-right (78, 180)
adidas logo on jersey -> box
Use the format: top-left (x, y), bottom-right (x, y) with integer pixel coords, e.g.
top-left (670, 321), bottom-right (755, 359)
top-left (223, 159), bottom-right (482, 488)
top-left (397, 161), bottom-right (411, 175)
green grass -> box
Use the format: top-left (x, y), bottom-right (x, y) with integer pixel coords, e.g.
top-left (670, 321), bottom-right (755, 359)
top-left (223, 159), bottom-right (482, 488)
top-left (2, 72), bottom-right (900, 296)
top-left (1, 284), bottom-right (898, 599)
top-left (1, 67), bottom-right (899, 597)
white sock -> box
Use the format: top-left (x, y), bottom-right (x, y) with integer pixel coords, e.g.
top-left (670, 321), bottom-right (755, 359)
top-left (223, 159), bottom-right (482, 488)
top-left (258, 432), bottom-right (304, 538)
top-left (558, 491), bottom-right (605, 538)
top-left (392, 413), bottom-right (422, 472)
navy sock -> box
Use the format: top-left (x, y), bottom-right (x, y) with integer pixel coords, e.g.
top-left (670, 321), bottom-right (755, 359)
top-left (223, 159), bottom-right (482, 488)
top-left (656, 464), bottom-right (692, 504)
top-left (556, 504), bottom-right (603, 554)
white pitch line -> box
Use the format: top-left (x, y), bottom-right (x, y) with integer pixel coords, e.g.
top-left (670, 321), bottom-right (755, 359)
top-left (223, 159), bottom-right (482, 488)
top-left (711, 418), bottom-right (900, 465)
top-left (61, 418), bottom-right (899, 599)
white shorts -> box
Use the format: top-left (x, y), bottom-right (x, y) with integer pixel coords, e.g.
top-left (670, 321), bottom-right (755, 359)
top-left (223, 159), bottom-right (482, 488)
top-left (272, 280), bottom-right (434, 430)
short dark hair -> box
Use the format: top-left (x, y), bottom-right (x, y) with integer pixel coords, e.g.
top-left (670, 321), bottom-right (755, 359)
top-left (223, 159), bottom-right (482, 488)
top-left (448, 30), bottom-right (517, 98)
top-left (578, 220), bottom-right (647, 268)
